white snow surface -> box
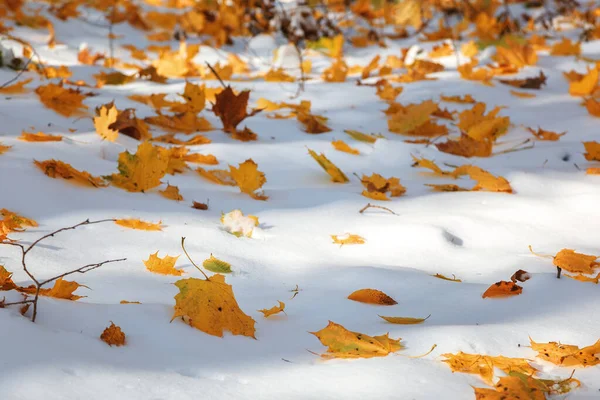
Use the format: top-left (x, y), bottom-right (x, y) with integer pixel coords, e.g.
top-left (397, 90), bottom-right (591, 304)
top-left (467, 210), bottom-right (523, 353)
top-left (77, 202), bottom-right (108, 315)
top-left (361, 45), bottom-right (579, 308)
top-left (1, 5), bottom-right (600, 400)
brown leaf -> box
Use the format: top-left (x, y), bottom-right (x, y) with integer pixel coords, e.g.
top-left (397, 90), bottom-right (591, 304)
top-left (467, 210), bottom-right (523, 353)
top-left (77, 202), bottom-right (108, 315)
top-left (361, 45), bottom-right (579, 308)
top-left (100, 322), bottom-right (126, 346)
top-left (348, 288), bottom-right (397, 305)
top-left (212, 86), bottom-right (261, 133)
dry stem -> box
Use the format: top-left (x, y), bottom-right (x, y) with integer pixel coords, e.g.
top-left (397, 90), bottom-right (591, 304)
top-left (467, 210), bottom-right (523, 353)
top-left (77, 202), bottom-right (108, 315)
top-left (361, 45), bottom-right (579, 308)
top-left (359, 203), bottom-right (397, 215)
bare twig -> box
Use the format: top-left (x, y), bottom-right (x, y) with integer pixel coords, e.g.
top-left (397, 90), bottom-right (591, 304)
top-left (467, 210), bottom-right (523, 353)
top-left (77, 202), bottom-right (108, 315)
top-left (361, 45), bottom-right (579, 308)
top-left (107, 2), bottom-right (116, 68)
top-left (0, 56), bottom-right (34, 90)
top-left (181, 237), bottom-right (209, 280)
top-left (359, 203), bottom-right (397, 215)
top-left (292, 43), bottom-right (306, 99)
top-left (205, 61), bottom-right (227, 89)
top-left (1, 218), bottom-right (123, 322)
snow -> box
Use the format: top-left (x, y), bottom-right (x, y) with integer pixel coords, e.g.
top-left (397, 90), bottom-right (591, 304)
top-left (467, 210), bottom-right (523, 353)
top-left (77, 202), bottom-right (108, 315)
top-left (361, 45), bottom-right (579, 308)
top-left (1, 3), bottom-right (600, 400)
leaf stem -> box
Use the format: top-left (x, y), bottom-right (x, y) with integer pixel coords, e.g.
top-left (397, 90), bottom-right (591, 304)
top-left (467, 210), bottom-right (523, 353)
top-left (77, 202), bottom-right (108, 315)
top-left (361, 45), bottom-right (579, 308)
top-left (181, 237), bottom-right (209, 280)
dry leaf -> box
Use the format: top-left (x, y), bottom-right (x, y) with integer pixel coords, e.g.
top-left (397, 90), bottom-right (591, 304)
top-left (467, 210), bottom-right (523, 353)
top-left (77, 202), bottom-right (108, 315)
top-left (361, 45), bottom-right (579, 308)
top-left (212, 86), bottom-right (260, 133)
top-left (192, 201), bottom-right (209, 210)
top-left (0, 78), bottom-right (33, 94)
top-left (258, 301), bottom-right (285, 317)
top-left (34, 160), bottom-right (106, 188)
top-left (331, 234), bottom-right (365, 246)
top-left (433, 273), bottom-right (462, 282)
top-left (115, 218), bottom-right (162, 231)
top-left (20, 278), bottom-right (86, 301)
top-left (530, 338), bottom-right (600, 367)
top-left (569, 67), bottom-right (598, 96)
top-left (108, 142), bottom-right (169, 192)
top-left (109, 108), bottom-right (152, 141)
top-left (311, 321), bottom-right (403, 359)
top-left (221, 209), bottom-right (259, 238)
top-left (527, 127), bottom-right (565, 141)
top-left (172, 274), bottom-right (256, 338)
top-left (553, 249), bottom-right (599, 274)
top-left (440, 94), bottom-right (476, 104)
top-left (0, 266), bottom-right (16, 291)
top-left (229, 159), bottom-right (268, 200)
top-left (482, 280), bottom-right (523, 298)
top-left (35, 83), bottom-right (88, 117)
top-left (436, 135), bottom-right (493, 158)
top-left (159, 184), bottom-right (183, 201)
top-left (360, 173), bottom-right (406, 200)
top-left (348, 288), bottom-right (397, 305)
top-left (550, 38), bottom-right (581, 56)
top-left (379, 315), bottom-right (430, 324)
top-left (584, 141), bottom-right (600, 161)
top-left (144, 251), bottom-right (182, 275)
top-left (19, 131), bottom-right (62, 142)
top-left (442, 352), bottom-right (537, 384)
top-left (307, 149), bottom-right (349, 183)
top-left (197, 167), bottom-right (236, 186)
top-left (100, 322), bottom-right (126, 346)
top-left (332, 140), bottom-right (360, 155)
top-left (344, 129), bottom-right (384, 143)
top-left (388, 100), bottom-right (438, 134)
top-left (94, 102), bottom-right (119, 141)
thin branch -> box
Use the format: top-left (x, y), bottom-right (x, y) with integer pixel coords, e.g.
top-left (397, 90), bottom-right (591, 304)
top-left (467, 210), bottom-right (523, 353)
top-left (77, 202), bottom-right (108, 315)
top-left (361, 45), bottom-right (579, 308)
top-left (359, 203), bottom-right (397, 215)
top-left (181, 237), bottom-right (209, 280)
top-left (0, 56), bottom-right (33, 90)
top-left (292, 43), bottom-right (306, 99)
top-left (205, 61), bottom-right (227, 89)
top-left (38, 258), bottom-right (126, 286)
top-left (1, 299), bottom-right (35, 307)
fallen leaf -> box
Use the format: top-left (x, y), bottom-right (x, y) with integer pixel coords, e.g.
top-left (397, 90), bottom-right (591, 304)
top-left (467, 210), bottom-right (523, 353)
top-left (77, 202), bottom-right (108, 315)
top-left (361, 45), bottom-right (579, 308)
top-left (19, 131), bottom-right (62, 142)
top-left (436, 135), bottom-right (493, 158)
top-left (550, 38), bottom-right (581, 56)
top-left (583, 141), bottom-right (600, 161)
top-left (100, 322), bottom-right (126, 346)
top-left (203, 254), bottom-right (232, 273)
top-left (440, 94), bottom-right (476, 104)
top-left (0, 143), bottom-right (11, 154)
top-left (307, 149), bottom-right (349, 183)
top-left (482, 280), bottom-right (523, 298)
top-left (221, 209), bottom-right (259, 238)
top-left (565, 273), bottom-right (600, 284)
top-left (297, 112), bottom-right (332, 134)
top-left (34, 160), bottom-right (107, 188)
top-left (229, 159), bottom-right (268, 200)
top-left (258, 300), bottom-right (285, 317)
top-left (433, 273), bottom-right (462, 282)
top-left (510, 90), bottom-right (537, 98)
top-left (0, 266), bottom-right (16, 291)
top-left (145, 111), bottom-right (213, 134)
top-left (360, 173), bottom-right (406, 200)
top-left (35, 83), bottom-right (88, 117)
top-left (526, 127), bottom-right (565, 141)
top-left (0, 78), bottom-right (33, 94)
top-left (530, 338), bottom-right (600, 367)
top-left (553, 249), bottom-right (599, 274)
top-left (115, 219), bottom-right (162, 231)
top-left (331, 234), bottom-right (365, 246)
top-left (108, 142), bottom-right (169, 192)
top-left (191, 201), bottom-right (209, 210)
top-left (197, 167), bottom-right (236, 186)
top-left (332, 140), bottom-right (360, 155)
top-left (212, 86), bottom-right (260, 133)
top-left (172, 274), bottom-right (256, 338)
top-left (348, 288), bottom-right (397, 305)
top-left (344, 129), bottom-right (384, 143)
top-left (379, 314), bottom-right (430, 324)
top-left (120, 300), bottom-right (141, 304)
top-left (568, 67), bottom-right (598, 96)
top-left (20, 278), bottom-right (86, 300)
top-left (456, 165), bottom-right (512, 193)
top-left (442, 352), bottom-right (537, 384)
top-left (144, 251), bottom-right (182, 275)
top-left (584, 98), bottom-right (600, 117)
top-left (159, 184), bottom-right (183, 201)
top-left (108, 108), bottom-right (152, 141)
top-left (473, 375), bottom-right (547, 400)
top-left (93, 102), bottom-right (119, 141)
top-left (387, 100), bottom-right (438, 134)
top-left (311, 321), bottom-right (403, 359)
top-left (426, 184), bottom-right (469, 192)
top-left (152, 133), bottom-right (211, 146)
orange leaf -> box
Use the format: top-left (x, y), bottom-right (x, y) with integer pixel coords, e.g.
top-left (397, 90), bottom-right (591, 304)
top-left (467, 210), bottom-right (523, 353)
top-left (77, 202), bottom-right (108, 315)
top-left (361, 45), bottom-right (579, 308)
top-left (0, 78), bottom-right (33, 94)
top-left (348, 288), bottom-right (397, 305)
top-left (34, 159), bottom-right (106, 188)
top-left (331, 140), bottom-right (360, 155)
top-left (258, 300), bottom-right (285, 317)
top-left (35, 83), bottom-right (88, 117)
top-left (530, 338), bottom-right (600, 367)
top-left (100, 322), bottom-right (126, 346)
top-left (115, 218), bottom-right (162, 231)
top-left (144, 251), bottom-right (182, 275)
top-left (229, 159), bottom-right (268, 200)
top-left (19, 131), bottom-right (62, 142)
top-left (569, 67), bottom-right (598, 96)
top-left (527, 127), bottom-right (565, 141)
top-left (331, 234), bottom-right (365, 245)
top-left (159, 184), bottom-right (183, 201)
top-left (482, 280), bottom-right (522, 298)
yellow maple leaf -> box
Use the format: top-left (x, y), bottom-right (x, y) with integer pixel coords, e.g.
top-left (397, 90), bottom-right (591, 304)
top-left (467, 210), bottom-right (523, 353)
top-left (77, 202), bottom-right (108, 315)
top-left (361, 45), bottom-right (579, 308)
top-left (34, 159), bottom-right (107, 188)
top-left (108, 142), bottom-right (169, 192)
top-left (331, 234), bottom-right (365, 246)
top-left (457, 103), bottom-right (510, 141)
top-left (550, 38), bottom-right (581, 56)
top-left (197, 167), bottom-right (236, 186)
top-left (258, 301), bottom-right (285, 318)
top-left (322, 59), bottom-right (348, 82)
top-left (115, 218), bottom-right (162, 231)
top-left (311, 321), bottom-right (403, 359)
top-left (229, 159), bottom-right (268, 200)
top-left (584, 141), bottom-right (600, 161)
top-left (172, 274), bottom-right (256, 338)
top-left (19, 131), bottom-right (62, 142)
top-left (145, 112), bottom-right (213, 134)
top-left (455, 165), bottom-right (513, 193)
top-left (144, 251), bottom-right (182, 276)
top-left (297, 112), bottom-right (331, 134)
top-left (94, 102), bottom-right (119, 141)
top-left (35, 83), bottom-right (88, 117)
top-left (387, 100), bottom-right (438, 134)
top-left (360, 173), bottom-right (406, 200)
top-left (307, 149), bottom-right (349, 183)
top-left (20, 278), bottom-right (87, 301)
top-left (159, 184), bottom-right (183, 201)
top-left (569, 67), bottom-right (598, 96)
